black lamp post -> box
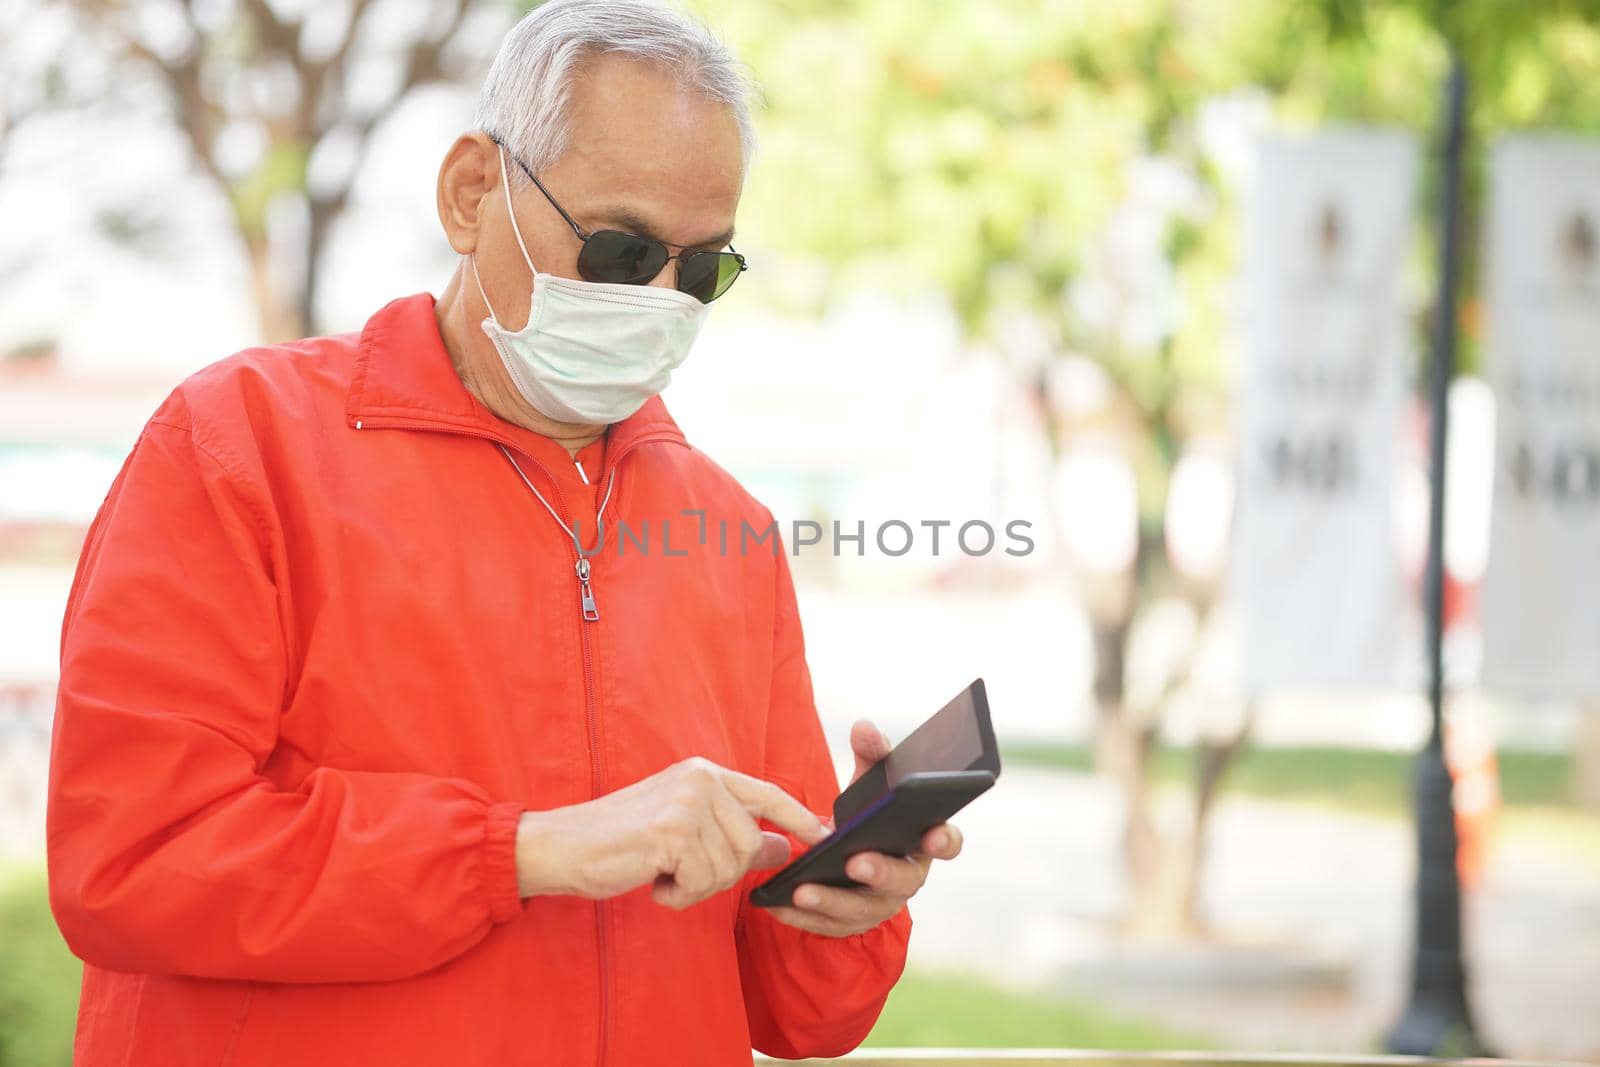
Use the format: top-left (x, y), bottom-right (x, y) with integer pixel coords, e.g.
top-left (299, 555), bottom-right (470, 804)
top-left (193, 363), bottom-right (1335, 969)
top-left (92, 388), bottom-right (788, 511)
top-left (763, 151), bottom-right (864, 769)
top-left (1384, 48), bottom-right (1492, 1058)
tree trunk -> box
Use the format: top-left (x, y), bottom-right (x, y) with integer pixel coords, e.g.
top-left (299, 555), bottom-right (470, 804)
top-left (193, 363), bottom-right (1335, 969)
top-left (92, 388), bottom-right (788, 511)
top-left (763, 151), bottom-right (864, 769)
top-left (1087, 527), bottom-right (1169, 934)
top-left (1576, 705), bottom-right (1600, 810)
top-left (1092, 610), bottom-right (1163, 904)
top-left (1090, 536), bottom-right (1245, 940)
top-left (1174, 706), bottom-right (1254, 934)
top-left (300, 194), bottom-right (341, 338)
top-left (246, 231), bottom-right (307, 343)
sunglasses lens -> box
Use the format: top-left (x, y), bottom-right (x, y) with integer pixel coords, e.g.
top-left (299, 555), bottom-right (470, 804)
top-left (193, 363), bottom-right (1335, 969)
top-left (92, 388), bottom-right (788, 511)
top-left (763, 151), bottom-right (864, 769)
top-left (678, 252), bottom-right (744, 303)
top-left (578, 231), bottom-right (668, 285)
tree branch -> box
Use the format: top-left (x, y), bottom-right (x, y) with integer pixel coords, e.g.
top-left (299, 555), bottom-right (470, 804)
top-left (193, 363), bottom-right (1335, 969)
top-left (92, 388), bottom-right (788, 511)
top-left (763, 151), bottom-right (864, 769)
top-left (60, 0), bottom-right (225, 189)
top-left (302, 0), bottom-right (377, 136)
top-left (399, 0), bottom-right (474, 89)
top-left (0, 81), bottom-right (36, 174)
top-left (135, 41), bottom-right (228, 189)
top-left (306, 0), bottom-right (475, 200)
top-left (238, 0), bottom-right (300, 59)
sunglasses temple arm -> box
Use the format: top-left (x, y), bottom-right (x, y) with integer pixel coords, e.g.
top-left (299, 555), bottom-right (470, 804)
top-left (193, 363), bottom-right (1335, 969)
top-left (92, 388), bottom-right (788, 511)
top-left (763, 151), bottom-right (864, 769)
top-left (527, 170), bottom-right (591, 242)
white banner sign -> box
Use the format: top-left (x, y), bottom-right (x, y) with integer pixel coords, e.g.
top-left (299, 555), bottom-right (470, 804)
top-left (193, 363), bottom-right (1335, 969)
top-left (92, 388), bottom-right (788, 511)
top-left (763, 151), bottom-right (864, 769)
top-left (1481, 137), bottom-right (1600, 699)
top-left (1235, 132), bottom-right (1417, 692)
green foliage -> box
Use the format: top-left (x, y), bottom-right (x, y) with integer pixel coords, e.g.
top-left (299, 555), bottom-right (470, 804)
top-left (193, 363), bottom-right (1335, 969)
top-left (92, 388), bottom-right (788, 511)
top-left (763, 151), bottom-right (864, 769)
top-left (1316, 0), bottom-right (1600, 130)
top-left (865, 968), bottom-right (1212, 1050)
top-left (1303, 0), bottom-right (1600, 376)
top-left (0, 870), bottom-right (79, 1067)
top-left (700, 0), bottom-right (1251, 350)
top-left (692, 0), bottom-right (1600, 402)
top-left (231, 140), bottom-right (312, 240)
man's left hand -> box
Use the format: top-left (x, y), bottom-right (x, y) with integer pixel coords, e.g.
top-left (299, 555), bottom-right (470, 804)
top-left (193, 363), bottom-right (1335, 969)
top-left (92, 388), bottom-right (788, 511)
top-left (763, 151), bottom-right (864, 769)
top-left (765, 720), bottom-right (963, 938)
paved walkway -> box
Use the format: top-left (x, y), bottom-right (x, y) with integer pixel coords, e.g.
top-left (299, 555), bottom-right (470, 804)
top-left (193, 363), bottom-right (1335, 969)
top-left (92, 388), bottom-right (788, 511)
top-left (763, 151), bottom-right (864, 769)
top-left (902, 767), bottom-right (1600, 1062)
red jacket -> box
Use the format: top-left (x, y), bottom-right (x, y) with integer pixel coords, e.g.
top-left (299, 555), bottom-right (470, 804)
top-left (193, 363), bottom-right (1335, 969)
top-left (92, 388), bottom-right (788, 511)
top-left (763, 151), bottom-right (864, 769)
top-left (46, 292), bottom-right (911, 1066)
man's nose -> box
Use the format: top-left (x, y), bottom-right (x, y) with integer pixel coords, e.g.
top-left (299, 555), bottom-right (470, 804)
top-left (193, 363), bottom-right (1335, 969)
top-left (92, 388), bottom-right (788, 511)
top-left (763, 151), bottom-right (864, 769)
top-left (646, 262), bottom-right (678, 291)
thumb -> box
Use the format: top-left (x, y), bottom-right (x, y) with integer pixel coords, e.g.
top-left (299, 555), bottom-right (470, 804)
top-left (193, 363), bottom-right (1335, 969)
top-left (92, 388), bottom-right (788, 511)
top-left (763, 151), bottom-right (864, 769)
top-left (752, 831), bottom-right (792, 870)
top-left (849, 719), bottom-right (892, 784)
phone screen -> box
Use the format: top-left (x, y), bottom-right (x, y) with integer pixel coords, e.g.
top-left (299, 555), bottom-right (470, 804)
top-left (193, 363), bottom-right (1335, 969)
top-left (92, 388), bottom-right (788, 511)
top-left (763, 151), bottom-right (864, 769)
top-left (830, 680), bottom-right (991, 828)
top-left (883, 685), bottom-right (984, 786)
top-left (751, 679), bottom-right (998, 907)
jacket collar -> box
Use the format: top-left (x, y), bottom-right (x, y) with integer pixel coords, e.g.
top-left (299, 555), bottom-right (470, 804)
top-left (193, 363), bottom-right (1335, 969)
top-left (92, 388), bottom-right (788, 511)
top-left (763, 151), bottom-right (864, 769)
top-left (346, 292), bottom-right (689, 464)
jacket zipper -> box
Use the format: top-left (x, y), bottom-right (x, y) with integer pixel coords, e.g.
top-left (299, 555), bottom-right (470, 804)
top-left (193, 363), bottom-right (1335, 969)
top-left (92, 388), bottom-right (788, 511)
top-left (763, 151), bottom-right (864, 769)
top-left (476, 435), bottom-right (608, 1067)
top-left (512, 462), bottom-right (610, 1067)
top-left (507, 452), bottom-right (611, 1067)
top-left (497, 446), bottom-right (614, 622)
top-left (577, 570), bottom-right (606, 1067)
top-left (350, 415), bottom-right (680, 1067)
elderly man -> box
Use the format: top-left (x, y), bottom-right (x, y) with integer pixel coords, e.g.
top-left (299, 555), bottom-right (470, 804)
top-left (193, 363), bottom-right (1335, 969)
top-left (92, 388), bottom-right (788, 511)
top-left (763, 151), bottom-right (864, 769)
top-left (45, 1), bottom-right (963, 1064)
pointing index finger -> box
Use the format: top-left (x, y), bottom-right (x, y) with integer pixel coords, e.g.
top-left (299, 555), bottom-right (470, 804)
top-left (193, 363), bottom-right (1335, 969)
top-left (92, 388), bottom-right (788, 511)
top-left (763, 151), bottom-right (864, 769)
top-left (720, 770), bottom-right (827, 844)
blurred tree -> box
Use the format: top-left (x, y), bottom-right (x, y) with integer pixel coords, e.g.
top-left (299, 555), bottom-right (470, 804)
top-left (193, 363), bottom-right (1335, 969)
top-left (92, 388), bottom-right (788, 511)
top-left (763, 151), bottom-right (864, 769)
top-left (1304, 0), bottom-right (1600, 375)
top-left (0, 59), bottom-right (29, 177)
top-left (695, 0), bottom-right (1600, 938)
top-left (693, 0), bottom-right (1282, 939)
top-left (0, 1), bottom-right (40, 174)
top-left (40, 0), bottom-right (501, 339)
top-left (0, 1), bottom-right (103, 286)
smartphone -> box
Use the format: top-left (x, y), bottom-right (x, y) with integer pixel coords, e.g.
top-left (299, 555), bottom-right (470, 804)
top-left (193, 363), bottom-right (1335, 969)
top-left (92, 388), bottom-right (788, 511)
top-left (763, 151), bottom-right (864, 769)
top-left (749, 677), bottom-right (1000, 908)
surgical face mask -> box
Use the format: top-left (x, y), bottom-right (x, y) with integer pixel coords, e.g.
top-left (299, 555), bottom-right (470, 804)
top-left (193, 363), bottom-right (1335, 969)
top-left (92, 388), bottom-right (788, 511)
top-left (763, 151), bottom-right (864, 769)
top-left (470, 146), bottom-right (709, 426)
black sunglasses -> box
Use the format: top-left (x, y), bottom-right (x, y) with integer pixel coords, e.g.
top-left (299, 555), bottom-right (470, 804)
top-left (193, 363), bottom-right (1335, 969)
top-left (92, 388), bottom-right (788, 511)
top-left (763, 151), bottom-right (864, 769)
top-left (488, 134), bottom-right (747, 304)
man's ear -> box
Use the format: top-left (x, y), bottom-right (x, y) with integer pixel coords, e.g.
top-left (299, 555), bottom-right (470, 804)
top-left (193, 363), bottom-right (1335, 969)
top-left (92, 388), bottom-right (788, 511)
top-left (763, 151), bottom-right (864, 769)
top-left (437, 132), bottom-right (499, 255)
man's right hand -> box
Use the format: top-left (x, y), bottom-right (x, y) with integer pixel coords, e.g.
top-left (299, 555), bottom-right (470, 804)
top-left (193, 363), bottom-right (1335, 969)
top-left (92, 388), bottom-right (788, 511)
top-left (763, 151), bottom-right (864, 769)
top-left (514, 757), bottom-right (829, 910)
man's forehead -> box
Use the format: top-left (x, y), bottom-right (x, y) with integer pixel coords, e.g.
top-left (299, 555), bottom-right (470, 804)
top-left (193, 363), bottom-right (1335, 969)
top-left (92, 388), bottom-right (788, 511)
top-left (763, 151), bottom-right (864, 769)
top-left (551, 53), bottom-right (744, 248)
top-left (585, 199), bottom-right (737, 250)
top-left (550, 132), bottom-right (741, 246)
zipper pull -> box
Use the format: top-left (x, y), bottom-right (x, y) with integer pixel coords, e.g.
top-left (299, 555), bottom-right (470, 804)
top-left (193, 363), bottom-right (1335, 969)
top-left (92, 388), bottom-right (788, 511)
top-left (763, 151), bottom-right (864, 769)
top-left (575, 557), bottom-right (599, 621)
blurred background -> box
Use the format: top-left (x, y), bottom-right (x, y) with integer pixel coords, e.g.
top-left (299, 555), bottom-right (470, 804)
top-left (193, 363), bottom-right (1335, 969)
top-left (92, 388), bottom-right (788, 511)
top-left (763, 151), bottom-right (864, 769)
top-left (2, 0), bottom-right (1599, 1063)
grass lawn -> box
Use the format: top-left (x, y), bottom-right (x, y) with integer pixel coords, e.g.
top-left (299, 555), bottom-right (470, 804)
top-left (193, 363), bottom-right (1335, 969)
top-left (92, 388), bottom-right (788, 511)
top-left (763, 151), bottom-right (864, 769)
top-left (1000, 743), bottom-right (1576, 816)
top-left (0, 868), bottom-right (78, 1067)
top-left (866, 969), bottom-right (1210, 1050)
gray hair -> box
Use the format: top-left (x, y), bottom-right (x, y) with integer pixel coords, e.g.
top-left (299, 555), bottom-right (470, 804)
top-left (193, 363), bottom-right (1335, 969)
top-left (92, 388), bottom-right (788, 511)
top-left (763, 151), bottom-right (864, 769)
top-left (474, 0), bottom-right (756, 179)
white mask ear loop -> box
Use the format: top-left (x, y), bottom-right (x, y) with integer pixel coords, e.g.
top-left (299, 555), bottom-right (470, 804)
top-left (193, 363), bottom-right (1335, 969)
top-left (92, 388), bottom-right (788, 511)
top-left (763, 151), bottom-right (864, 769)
top-left (467, 253), bottom-right (503, 328)
top-left (496, 144), bottom-right (540, 278)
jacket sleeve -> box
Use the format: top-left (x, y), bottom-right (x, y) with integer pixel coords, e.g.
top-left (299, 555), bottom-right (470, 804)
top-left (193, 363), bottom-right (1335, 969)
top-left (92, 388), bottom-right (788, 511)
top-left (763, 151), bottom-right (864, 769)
top-left (46, 410), bottom-right (526, 984)
top-left (735, 532), bottom-right (911, 1059)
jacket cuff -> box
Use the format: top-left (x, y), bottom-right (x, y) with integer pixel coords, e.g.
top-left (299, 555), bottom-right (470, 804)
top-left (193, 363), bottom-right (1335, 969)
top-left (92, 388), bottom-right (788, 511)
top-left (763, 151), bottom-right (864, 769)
top-left (480, 801), bottom-right (527, 924)
top-left (837, 900), bottom-right (912, 955)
